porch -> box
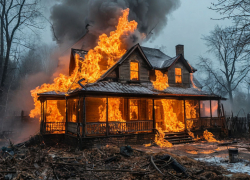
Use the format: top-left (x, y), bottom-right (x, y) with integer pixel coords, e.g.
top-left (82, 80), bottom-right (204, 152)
top-left (39, 95), bottom-right (225, 138)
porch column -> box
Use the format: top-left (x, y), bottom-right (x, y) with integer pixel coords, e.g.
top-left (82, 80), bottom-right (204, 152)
top-left (199, 100), bottom-right (201, 129)
top-left (40, 99), bottom-right (44, 134)
top-left (83, 97), bottom-right (86, 138)
top-left (153, 99), bottom-right (155, 132)
top-left (65, 98), bottom-right (68, 134)
top-left (77, 96), bottom-right (81, 137)
top-left (106, 97), bottom-right (109, 136)
top-left (210, 99), bottom-right (212, 127)
top-left (184, 100), bottom-right (187, 132)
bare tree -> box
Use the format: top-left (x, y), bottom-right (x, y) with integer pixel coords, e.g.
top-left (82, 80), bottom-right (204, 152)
top-left (198, 26), bottom-right (249, 105)
top-left (210, 0), bottom-right (250, 49)
top-left (0, 0), bottom-right (43, 89)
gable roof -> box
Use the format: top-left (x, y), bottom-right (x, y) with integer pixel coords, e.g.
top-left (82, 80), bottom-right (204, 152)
top-left (99, 43), bottom-right (153, 80)
top-left (141, 46), bottom-right (196, 72)
top-left (70, 43), bottom-right (197, 79)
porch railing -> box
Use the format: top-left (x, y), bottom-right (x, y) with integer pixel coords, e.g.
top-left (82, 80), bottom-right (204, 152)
top-left (109, 120), bottom-right (153, 134)
top-left (45, 122), bottom-right (65, 134)
top-left (86, 122), bottom-right (106, 135)
top-left (85, 120), bottom-right (153, 136)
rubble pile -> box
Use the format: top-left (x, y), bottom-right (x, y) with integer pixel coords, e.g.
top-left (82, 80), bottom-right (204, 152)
top-left (0, 137), bottom-right (250, 179)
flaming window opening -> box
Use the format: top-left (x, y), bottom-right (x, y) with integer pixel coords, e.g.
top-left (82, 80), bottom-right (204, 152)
top-left (175, 68), bottom-right (182, 84)
top-left (152, 70), bottom-right (169, 91)
top-left (130, 61), bottom-right (139, 80)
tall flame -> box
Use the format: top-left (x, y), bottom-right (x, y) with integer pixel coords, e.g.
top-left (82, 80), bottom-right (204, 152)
top-left (152, 70), bottom-right (169, 91)
top-left (30, 9), bottom-right (138, 122)
top-left (161, 99), bottom-right (185, 132)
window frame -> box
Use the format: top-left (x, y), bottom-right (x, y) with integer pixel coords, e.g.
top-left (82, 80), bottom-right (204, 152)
top-left (175, 68), bottom-right (182, 84)
top-left (130, 60), bottom-right (139, 81)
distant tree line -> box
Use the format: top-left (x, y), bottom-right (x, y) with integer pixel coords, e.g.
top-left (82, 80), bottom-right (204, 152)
top-left (0, 0), bottom-right (57, 116)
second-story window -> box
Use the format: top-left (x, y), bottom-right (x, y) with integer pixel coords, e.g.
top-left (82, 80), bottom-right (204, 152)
top-left (130, 61), bottom-right (139, 80)
top-left (175, 68), bottom-right (182, 83)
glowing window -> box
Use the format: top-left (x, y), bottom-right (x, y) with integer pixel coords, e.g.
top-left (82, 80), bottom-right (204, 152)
top-left (130, 99), bottom-right (139, 120)
top-left (130, 62), bottom-right (139, 80)
top-left (175, 68), bottom-right (182, 83)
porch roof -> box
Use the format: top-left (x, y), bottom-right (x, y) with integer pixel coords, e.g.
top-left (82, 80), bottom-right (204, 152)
top-left (68, 81), bottom-right (224, 99)
top-left (38, 81), bottom-right (224, 99)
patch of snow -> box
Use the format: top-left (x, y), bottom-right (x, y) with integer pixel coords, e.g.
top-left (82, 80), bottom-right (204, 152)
top-left (195, 156), bottom-right (250, 175)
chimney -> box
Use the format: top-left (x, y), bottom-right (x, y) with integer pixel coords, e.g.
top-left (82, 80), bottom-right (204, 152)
top-left (176, 44), bottom-right (184, 57)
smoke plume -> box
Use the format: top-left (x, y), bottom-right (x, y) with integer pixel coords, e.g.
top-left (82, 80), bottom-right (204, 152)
top-left (50, 0), bottom-right (181, 49)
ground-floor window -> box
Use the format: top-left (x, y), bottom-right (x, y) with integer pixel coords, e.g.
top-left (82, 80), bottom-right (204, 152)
top-left (67, 99), bottom-right (79, 123)
top-left (86, 97), bottom-right (106, 122)
top-left (45, 100), bottom-right (66, 133)
top-left (211, 100), bottom-right (218, 117)
top-left (200, 100), bottom-right (211, 117)
top-left (155, 99), bottom-right (184, 133)
top-left (129, 99), bottom-right (153, 121)
top-left (185, 100), bottom-right (200, 130)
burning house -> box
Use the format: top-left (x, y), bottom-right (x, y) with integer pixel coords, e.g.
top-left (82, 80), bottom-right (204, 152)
top-left (32, 9), bottom-right (225, 146)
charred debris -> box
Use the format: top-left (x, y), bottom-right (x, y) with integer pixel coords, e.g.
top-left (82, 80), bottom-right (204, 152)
top-left (0, 135), bottom-right (250, 180)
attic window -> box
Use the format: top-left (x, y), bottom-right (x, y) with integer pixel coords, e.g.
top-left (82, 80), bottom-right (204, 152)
top-left (175, 68), bottom-right (182, 83)
top-left (130, 61), bottom-right (139, 80)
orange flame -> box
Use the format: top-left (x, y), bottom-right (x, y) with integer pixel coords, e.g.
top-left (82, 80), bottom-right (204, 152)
top-left (155, 128), bottom-right (173, 148)
top-left (30, 8), bottom-right (138, 127)
top-left (185, 101), bottom-right (198, 130)
top-left (99, 98), bottom-right (125, 122)
top-left (152, 70), bottom-right (169, 91)
top-left (203, 130), bottom-right (218, 142)
top-left (190, 73), bottom-right (198, 89)
top-left (161, 100), bottom-right (185, 132)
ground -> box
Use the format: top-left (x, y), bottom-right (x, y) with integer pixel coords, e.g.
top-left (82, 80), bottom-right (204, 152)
top-left (1, 135), bottom-right (250, 180)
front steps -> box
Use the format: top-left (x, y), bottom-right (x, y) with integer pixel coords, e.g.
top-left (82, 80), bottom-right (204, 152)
top-left (164, 132), bottom-right (195, 144)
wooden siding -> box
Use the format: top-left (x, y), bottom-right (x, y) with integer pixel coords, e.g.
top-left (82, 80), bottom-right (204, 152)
top-left (119, 48), bottom-right (150, 82)
top-left (104, 68), bottom-right (118, 81)
top-left (168, 61), bottom-right (190, 88)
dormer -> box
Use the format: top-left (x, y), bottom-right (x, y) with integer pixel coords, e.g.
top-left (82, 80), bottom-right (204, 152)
top-left (100, 44), bottom-right (153, 83)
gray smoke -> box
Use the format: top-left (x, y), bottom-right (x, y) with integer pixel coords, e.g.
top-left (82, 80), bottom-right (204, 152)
top-left (50, 0), bottom-right (181, 49)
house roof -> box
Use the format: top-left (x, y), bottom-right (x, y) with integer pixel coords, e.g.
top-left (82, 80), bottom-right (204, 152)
top-left (71, 44), bottom-right (197, 77)
top-left (65, 81), bottom-right (221, 99)
top-left (140, 46), bottom-right (196, 72)
top-left (38, 80), bottom-right (224, 99)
